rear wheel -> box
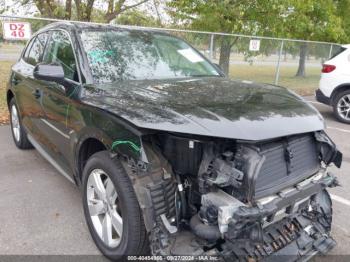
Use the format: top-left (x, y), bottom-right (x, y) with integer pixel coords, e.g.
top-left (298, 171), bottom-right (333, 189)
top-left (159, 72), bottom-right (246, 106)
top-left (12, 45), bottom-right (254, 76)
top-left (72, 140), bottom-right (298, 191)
top-left (332, 90), bottom-right (350, 124)
top-left (9, 98), bottom-right (33, 149)
top-left (82, 151), bottom-right (149, 260)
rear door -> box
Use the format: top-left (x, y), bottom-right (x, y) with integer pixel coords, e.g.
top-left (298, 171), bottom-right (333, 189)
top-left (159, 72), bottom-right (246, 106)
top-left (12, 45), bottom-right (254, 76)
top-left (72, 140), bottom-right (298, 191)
top-left (39, 30), bottom-right (81, 174)
top-left (11, 32), bottom-right (49, 140)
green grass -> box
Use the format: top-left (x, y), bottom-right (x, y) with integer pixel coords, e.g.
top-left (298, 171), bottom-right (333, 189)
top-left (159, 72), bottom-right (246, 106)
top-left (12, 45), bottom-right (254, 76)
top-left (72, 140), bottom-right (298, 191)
top-left (0, 61), bottom-right (13, 125)
top-left (229, 64), bottom-right (321, 96)
top-left (0, 43), bottom-right (25, 51)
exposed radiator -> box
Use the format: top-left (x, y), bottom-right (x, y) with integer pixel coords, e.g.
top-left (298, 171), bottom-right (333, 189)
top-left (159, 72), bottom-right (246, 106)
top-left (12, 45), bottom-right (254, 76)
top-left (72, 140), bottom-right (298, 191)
top-left (254, 134), bottom-right (320, 198)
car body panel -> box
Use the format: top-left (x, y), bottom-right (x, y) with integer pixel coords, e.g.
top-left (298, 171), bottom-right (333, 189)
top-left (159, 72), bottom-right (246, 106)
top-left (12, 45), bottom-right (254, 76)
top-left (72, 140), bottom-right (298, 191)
top-left (81, 77), bottom-right (324, 141)
top-left (39, 82), bottom-right (78, 173)
top-left (11, 60), bottom-right (49, 142)
top-left (319, 45), bottom-right (350, 98)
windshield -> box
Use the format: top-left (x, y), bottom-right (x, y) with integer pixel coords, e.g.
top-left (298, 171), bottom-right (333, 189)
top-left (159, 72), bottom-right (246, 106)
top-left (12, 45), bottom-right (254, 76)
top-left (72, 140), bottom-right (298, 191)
top-left (80, 29), bottom-right (220, 83)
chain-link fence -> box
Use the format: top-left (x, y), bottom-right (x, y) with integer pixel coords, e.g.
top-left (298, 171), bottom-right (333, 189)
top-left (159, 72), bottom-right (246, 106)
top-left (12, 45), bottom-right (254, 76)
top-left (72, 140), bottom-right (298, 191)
top-left (173, 32), bottom-right (341, 96)
top-left (0, 15), bottom-right (342, 99)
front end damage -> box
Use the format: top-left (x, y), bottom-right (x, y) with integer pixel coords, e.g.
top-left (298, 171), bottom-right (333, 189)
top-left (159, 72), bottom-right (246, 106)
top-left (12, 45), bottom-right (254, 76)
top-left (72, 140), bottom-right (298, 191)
top-left (117, 130), bottom-right (342, 261)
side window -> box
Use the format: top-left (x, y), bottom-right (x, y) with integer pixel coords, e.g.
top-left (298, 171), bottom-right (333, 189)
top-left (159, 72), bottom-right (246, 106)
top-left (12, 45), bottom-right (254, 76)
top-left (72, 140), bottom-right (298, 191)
top-left (23, 38), bottom-right (35, 61)
top-left (43, 31), bottom-right (78, 82)
top-left (26, 33), bottom-right (48, 66)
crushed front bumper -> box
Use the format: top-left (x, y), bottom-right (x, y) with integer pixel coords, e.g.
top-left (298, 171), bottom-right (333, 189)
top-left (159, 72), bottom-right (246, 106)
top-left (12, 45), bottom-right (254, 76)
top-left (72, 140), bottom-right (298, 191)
top-left (222, 171), bottom-right (338, 261)
top-left (153, 171), bottom-right (339, 262)
top-left (263, 233), bottom-right (335, 262)
top-left (225, 212), bottom-right (336, 261)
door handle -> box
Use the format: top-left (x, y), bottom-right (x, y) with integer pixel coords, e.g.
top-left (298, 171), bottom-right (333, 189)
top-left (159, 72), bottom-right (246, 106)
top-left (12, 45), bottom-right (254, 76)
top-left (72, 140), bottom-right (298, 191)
top-left (32, 89), bottom-right (41, 99)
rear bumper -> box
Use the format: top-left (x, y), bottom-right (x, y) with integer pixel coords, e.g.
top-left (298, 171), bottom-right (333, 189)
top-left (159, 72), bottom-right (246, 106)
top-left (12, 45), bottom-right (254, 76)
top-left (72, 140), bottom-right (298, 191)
top-left (315, 89), bottom-right (331, 105)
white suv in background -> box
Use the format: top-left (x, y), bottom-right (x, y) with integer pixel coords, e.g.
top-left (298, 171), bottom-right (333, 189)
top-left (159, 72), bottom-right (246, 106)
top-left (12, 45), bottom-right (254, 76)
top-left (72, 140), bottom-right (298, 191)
top-left (316, 44), bottom-right (350, 124)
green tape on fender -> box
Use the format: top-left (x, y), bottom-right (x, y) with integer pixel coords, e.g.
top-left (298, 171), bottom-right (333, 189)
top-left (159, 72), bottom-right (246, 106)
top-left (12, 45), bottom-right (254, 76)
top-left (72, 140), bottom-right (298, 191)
top-left (111, 140), bottom-right (141, 152)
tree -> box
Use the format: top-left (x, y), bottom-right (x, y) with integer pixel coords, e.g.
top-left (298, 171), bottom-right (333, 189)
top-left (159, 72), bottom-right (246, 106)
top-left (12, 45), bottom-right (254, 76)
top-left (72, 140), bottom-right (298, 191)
top-left (285, 0), bottom-right (345, 77)
top-left (115, 9), bottom-right (160, 26)
top-left (335, 0), bottom-right (350, 43)
top-left (167, 0), bottom-right (289, 75)
top-left (30, 0), bottom-right (69, 19)
top-left (18, 0), bottom-right (150, 22)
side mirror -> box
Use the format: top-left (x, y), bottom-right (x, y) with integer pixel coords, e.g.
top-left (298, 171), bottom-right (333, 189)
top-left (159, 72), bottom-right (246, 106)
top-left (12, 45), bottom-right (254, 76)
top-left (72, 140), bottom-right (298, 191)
top-left (33, 63), bottom-right (65, 84)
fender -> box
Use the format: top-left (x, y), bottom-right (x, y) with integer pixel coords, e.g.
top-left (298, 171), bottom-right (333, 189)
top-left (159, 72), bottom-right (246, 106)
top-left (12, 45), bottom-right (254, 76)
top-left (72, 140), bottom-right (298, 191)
top-left (330, 83), bottom-right (350, 103)
top-left (72, 107), bottom-right (145, 183)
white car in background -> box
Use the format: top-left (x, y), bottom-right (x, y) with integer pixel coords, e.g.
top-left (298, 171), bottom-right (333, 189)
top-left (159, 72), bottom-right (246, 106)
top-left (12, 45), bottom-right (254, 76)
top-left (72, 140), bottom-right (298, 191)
top-left (316, 44), bottom-right (350, 124)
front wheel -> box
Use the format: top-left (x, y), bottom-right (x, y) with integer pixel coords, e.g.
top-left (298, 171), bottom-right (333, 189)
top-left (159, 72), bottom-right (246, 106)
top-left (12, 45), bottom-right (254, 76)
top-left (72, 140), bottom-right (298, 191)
top-left (332, 90), bottom-right (350, 124)
top-left (82, 151), bottom-right (149, 260)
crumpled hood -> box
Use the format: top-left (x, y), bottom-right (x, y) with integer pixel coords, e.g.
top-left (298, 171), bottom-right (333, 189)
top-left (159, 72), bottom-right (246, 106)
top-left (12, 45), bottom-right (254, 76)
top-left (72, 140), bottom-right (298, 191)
top-left (81, 77), bottom-right (324, 141)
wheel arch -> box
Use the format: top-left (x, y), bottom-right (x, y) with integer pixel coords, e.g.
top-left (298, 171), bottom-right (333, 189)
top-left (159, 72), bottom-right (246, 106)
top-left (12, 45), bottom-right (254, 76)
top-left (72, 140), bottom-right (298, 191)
top-left (6, 89), bottom-right (14, 109)
top-left (76, 127), bottom-right (176, 233)
top-left (74, 129), bottom-right (111, 186)
top-left (330, 84), bottom-right (350, 104)
top-left (74, 123), bottom-right (144, 186)
top-left (77, 137), bottom-right (107, 181)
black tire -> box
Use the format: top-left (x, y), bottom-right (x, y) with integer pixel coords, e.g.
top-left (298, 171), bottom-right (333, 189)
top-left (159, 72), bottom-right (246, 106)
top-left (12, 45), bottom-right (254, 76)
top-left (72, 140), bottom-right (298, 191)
top-left (82, 151), bottom-right (149, 261)
top-left (332, 89), bottom-right (350, 124)
top-left (9, 98), bottom-right (33, 149)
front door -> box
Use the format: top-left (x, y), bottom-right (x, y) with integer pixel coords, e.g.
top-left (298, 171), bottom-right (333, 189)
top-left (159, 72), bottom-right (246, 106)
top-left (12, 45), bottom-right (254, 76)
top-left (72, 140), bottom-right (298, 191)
top-left (39, 30), bottom-right (81, 174)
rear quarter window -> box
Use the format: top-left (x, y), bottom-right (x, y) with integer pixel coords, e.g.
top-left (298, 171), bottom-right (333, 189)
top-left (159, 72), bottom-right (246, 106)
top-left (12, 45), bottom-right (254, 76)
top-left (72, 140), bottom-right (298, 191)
top-left (329, 47), bottom-right (347, 60)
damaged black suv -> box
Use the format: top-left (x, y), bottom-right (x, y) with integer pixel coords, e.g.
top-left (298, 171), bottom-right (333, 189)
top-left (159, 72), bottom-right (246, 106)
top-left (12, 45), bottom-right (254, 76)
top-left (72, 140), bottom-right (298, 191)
top-left (7, 22), bottom-right (343, 261)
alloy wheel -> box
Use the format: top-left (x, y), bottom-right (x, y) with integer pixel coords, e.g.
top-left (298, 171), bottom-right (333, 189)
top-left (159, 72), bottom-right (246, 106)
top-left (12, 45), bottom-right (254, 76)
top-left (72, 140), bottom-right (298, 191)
top-left (11, 104), bottom-right (21, 142)
top-left (337, 94), bottom-right (350, 121)
top-left (86, 169), bottom-right (123, 248)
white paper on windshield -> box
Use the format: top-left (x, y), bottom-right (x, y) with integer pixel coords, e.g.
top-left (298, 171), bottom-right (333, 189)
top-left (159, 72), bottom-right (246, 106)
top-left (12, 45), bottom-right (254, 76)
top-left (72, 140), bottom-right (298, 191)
top-left (177, 48), bottom-right (204, 63)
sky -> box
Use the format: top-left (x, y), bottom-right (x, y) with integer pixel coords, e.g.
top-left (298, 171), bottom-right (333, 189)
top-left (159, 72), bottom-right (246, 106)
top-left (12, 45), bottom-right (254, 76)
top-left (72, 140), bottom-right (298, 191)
top-left (1, 0), bottom-right (37, 16)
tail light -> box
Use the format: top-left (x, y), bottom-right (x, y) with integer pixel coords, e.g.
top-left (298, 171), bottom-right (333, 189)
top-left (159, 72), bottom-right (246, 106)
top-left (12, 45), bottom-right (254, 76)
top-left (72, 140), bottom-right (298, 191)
top-left (322, 64), bottom-right (336, 73)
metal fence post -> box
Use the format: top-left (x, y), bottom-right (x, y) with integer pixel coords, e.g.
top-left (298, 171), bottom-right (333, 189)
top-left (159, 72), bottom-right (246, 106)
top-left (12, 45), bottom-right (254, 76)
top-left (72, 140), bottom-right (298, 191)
top-left (209, 34), bottom-right (214, 61)
top-left (328, 44), bottom-right (333, 59)
top-left (274, 40), bottom-right (284, 85)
